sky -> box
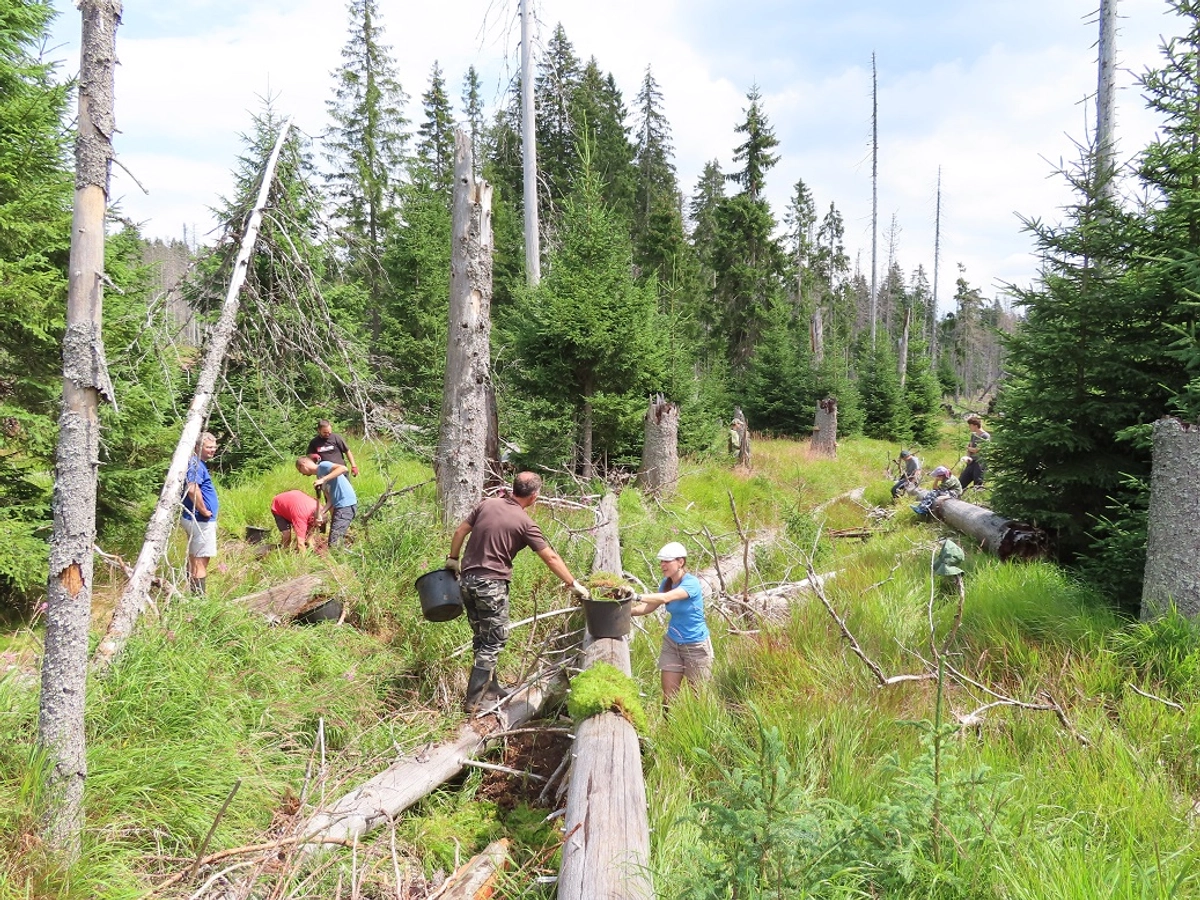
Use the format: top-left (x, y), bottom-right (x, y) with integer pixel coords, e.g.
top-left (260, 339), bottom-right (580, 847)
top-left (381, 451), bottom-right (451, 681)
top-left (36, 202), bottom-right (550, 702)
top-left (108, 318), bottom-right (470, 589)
top-left (45, 0), bottom-right (1178, 313)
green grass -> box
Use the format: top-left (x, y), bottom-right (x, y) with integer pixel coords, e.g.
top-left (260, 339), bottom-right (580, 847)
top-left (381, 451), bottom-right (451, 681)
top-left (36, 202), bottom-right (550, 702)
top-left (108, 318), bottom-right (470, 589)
top-left (5, 432), bottom-right (1200, 898)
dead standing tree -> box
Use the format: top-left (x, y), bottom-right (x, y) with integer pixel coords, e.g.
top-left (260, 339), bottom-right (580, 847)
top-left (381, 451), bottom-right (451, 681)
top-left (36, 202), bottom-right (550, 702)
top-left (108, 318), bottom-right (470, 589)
top-left (39, 0), bottom-right (120, 858)
top-left (636, 394), bottom-right (679, 497)
top-left (437, 130), bottom-right (494, 528)
top-left (811, 396), bottom-right (837, 457)
top-left (1141, 417), bottom-right (1200, 620)
top-left (93, 117), bottom-right (294, 673)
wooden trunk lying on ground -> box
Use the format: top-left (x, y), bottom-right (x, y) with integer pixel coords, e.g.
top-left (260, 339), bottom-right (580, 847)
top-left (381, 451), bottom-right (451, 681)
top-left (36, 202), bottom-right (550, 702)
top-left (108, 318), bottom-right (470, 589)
top-left (1141, 417), bottom-right (1200, 620)
top-left (438, 838), bottom-right (510, 899)
top-left (296, 671), bottom-right (560, 853)
top-left (914, 489), bottom-right (1046, 560)
top-left (559, 492), bottom-right (652, 900)
top-left (233, 574), bottom-right (328, 623)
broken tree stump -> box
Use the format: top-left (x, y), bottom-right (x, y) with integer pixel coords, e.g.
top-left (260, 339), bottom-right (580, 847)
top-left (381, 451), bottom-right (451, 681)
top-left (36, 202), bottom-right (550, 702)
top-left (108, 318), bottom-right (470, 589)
top-left (811, 397), bottom-right (837, 458)
top-left (1141, 417), bottom-right (1200, 620)
top-left (637, 394), bottom-right (679, 497)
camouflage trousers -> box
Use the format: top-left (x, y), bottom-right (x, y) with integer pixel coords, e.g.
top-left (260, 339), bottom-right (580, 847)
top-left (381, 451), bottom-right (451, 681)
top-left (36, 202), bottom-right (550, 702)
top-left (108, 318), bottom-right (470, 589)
top-left (460, 576), bottom-right (511, 669)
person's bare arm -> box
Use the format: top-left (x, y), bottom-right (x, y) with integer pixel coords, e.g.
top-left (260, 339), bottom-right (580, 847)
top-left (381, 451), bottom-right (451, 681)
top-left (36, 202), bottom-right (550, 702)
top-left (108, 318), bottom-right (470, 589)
top-left (346, 449), bottom-right (358, 476)
top-left (315, 464), bottom-right (348, 487)
top-left (448, 521), bottom-right (472, 561)
top-left (535, 546), bottom-right (577, 587)
top-left (632, 586), bottom-right (689, 616)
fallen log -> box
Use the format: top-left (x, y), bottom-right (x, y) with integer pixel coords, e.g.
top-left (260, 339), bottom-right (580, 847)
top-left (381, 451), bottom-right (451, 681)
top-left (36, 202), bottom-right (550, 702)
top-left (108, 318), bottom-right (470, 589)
top-left (559, 492), bottom-right (653, 900)
top-left (234, 574), bottom-right (328, 623)
top-left (296, 669), bottom-right (562, 853)
top-left (734, 572), bottom-right (839, 619)
top-left (433, 838), bottom-right (510, 900)
top-left (912, 490), bottom-right (1046, 561)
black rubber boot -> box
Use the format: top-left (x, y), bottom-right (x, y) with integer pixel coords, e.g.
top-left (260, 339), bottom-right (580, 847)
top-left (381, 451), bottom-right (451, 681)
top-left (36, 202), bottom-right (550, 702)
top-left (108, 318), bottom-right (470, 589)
top-left (464, 665), bottom-right (493, 714)
top-left (484, 673), bottom-right (509, 703)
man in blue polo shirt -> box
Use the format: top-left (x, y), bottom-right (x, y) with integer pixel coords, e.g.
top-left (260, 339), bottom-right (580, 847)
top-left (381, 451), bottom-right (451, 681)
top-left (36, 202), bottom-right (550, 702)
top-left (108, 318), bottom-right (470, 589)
top-left (296, 456), bottom-right (357, 548)
top-left (181, 432), bottom-right (219, 594)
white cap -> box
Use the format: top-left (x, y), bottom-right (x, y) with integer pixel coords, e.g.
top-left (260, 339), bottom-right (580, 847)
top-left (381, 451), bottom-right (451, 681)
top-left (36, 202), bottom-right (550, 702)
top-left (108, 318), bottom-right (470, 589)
top-left (656, 541), bottom-right (687, 561)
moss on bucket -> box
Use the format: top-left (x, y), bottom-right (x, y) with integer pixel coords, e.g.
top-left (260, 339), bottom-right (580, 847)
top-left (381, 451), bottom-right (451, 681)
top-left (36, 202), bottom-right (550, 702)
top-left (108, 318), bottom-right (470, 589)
top-left (567, 662), bottom-right (648, 734)
top-left (585, 572), bottom-right (636, 601)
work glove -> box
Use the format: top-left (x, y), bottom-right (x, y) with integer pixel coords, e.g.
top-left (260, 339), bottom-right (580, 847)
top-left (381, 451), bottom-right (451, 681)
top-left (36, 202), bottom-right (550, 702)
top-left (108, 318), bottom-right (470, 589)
top-left (445, 557), bottom-right (460, 574)
top-left (570, 579), bottom-right (590, 601)
top-left (351, 465), bottom-right (359, 477)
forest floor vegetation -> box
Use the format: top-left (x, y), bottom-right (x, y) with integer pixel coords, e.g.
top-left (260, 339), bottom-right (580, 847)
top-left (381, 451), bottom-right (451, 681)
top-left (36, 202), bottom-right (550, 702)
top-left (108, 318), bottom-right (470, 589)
top-left (2, 427), bottom-right (1199, 898)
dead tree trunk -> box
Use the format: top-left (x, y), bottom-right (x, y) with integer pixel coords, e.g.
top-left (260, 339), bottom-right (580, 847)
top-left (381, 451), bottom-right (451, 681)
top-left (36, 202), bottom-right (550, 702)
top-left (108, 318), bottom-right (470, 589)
top-left (234, 575), bottom-right (327, 622)
top-left (295, 672), bottom-right (560, 852)
top-left (810, 304), bottom-right (824, 366)
top-left (1141, 417), bottom-right (1200, 620)
top-left (637, 394), bottom-right (679, 497)
top-left (520, 0), bottom-right (540, 286)
top-left (437, 130), bottom-right (494, 529)
top-left (94, 117), bottom-right (294, 673)
top-left (913, 488), bottom-right (1046, 561)
top-left (898, 304), bottom-right (911, 388)
top-left (733, 408), bottom-right (751, 470)
top-left (38, 0), bottom-right (121, 858)
top-left (559, 493), bottom-right (653, 900)
top-left (811, 397), bottom-right (837, 458)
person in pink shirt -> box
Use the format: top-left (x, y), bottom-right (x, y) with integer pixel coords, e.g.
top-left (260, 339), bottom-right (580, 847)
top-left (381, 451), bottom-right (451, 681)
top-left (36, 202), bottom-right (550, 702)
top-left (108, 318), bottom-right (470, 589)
top-left (270, 489), bottom-right (321, 552)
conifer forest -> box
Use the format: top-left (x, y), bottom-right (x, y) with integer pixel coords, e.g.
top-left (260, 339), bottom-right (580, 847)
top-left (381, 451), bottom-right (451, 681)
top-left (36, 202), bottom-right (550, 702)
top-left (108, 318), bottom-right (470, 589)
top-left (4, 0), bottom-right (1200, 897)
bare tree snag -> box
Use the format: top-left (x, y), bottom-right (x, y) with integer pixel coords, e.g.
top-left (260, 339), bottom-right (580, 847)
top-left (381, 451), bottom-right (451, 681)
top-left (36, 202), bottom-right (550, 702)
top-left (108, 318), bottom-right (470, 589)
top-left (437, 130), bottom-right (494, 529)
top-left (912, 488), bottom-right (1045, 561)
top-left (94, 116), bottom-right (294, 673)
top-left (732, 408), bottom-right (751, 470)
top-left (1141, 417), bottom-right (1200, 620)
top-left (637, 395), bottom-right (679, 497)
top-left (811, 397), bottom-right (837, 458)
top-left (898, 304), bottom-right (911, 388)
top-left (520, 0), bottom-right (540, 286)
top-left (38, 0), bottom-right (121, 859)
top-left (810, 303), bottom-right (824, 366)
top-left (559, 493), bottom-right (653, 900)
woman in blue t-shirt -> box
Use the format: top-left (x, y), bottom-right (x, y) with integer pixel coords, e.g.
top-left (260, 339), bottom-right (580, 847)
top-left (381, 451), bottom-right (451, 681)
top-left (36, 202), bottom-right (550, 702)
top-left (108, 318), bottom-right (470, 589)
top-left (632, 541), bottom-right (713, 708)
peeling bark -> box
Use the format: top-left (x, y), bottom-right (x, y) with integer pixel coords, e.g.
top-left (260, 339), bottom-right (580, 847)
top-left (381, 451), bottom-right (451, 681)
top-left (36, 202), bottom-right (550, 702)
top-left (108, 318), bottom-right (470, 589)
top-left (437, 130), bottom-right (494, 528)
top-left (39, 0), bottom-right (122, 859)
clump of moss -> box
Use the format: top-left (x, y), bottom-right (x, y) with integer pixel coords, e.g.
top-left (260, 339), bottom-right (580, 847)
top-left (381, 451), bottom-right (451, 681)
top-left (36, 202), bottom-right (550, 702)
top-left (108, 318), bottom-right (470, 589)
top-left (585, 572), bottom-right (636, 602)
top-left (567, 663), bottom-right (648, 734)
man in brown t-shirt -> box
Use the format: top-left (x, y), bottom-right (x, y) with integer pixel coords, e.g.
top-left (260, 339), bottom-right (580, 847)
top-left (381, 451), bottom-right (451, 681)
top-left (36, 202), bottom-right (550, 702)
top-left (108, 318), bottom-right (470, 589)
top-left (446, 471), bottom-right (589, 713)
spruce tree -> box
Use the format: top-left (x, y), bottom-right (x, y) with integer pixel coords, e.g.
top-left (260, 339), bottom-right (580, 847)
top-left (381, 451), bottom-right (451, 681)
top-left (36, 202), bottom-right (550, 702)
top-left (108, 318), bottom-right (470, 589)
top-left (505, 157), bottom-right (665, 476)
top-left (535, 23), bottom-right (583, 221)
top-left (324, 0), bottom-right (408, 355)
top-left (0, 0), bottom-right (71, 600)
top-left (461, 65), bottom-right (484, 176)
top-left (414, 61), bottom-right (456, 199)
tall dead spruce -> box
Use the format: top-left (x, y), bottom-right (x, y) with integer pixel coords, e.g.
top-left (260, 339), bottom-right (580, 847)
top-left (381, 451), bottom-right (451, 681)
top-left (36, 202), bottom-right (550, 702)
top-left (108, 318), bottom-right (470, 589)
top-left (39, 0), bottom-right (121, 858)
top-left (437, 130), bottom-right (494, 527)
top-left (93, 117), bottom-right (294, 672)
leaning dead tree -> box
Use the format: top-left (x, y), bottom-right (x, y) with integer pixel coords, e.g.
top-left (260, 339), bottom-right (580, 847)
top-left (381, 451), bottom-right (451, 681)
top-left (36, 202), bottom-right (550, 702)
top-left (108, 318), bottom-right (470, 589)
top-left (437, 130), bottom-right (494, 528)
top-left (811, 397), bottom-right (837, 457)
top-left (1141, 417), bottom-right (1200, 620)
top-left (637, 394), bottom-right (679, 497)
top-left (559, 492), bottom-right (653, 900)
top-left (93, 117), bottom-right (294, 673)
top-left (913, 488), bottom-right (1045, 560)
top-left (38, 0), bottom-right (121, 858)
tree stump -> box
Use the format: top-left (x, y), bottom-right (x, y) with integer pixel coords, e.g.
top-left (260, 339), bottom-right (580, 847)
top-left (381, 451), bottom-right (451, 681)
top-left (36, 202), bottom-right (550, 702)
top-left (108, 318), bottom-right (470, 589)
top-left (1141, 417), bottom-right (1200, 620)
top-left (811, 397), bottom-right (837, 457)
top-left (637, 394), bottom-right (679, 497)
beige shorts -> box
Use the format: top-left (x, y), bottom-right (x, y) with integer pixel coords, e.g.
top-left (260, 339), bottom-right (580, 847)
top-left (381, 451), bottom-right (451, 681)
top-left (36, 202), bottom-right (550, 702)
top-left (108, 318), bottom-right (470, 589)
top-left (181, 518), bottom-right (217, 559)
top-left (658, 635), bottom-right (714, 681)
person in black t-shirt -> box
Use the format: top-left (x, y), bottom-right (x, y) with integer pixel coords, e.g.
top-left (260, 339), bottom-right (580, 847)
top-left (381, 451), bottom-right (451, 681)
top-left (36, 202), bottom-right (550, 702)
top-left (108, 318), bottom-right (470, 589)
top-left (306, 419), bottom-right (359, 476)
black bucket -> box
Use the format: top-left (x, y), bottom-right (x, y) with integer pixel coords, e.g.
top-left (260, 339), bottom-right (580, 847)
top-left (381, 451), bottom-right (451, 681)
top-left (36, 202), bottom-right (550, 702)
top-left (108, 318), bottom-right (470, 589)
top-left (415, 569), bottom-right (464, 622)
top-left (245, 526), bottom-right (270, 545)
top-left (582, 597), bottom-right (632, 639)
top-left (295, 598), bottom-right (343, 625)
